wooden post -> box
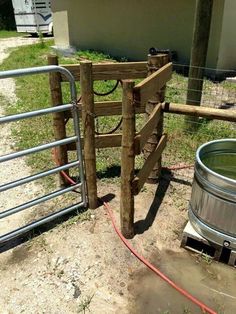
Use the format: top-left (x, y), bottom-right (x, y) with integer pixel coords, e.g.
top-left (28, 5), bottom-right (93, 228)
top-left (186, 0), bottom-right (213, 115)
top-left (80, 61), bottom-right (98, 209)
top-left (143, 54), bottom-right (169, 182)
top-left (48, 54), bottom-right (69, 187)
top-left (120, 80), bottom-right (135, 239)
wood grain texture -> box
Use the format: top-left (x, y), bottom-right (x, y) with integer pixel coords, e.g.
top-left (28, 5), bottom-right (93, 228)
top-left (120, 80), bottom-right (135, 239)
top-left (132, 135), bottom-right (167, 195)
top-left (80, 61), bottom-right (98, 209)
top-left (60, 62), bottom-right (148, 81)
top-left (162, 103), bottom-right (236, 122)
top-left (133, 63), bottom-right (172, 106)
top-left (135, 104), bottom-right (161, 154)
top-left (48, 54), bottom-right (69, 187)
top-left (142, 54), bottom-right (169, 181)
top-left (66, 134), bottom-right (122, 150)
top-left (65, 100), bottom-right (146, 118)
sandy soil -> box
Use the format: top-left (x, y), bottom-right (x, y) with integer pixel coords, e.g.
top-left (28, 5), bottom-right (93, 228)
top-left (0, 37), bottom-right (235, 314)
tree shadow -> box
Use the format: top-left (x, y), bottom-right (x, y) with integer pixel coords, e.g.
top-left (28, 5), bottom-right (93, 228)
top-left (97, 165), bottom-right (121, 180)
top-left (0, 193), bottom-right (115, 254)
top-left (134, 176), bottom-right (170, 235)
top-left (134, 169), bottom-right (192, 235)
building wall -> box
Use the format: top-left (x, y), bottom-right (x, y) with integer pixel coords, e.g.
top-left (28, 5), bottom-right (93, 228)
top-left (216, 0), bottom-right (236, 70)
top-left (51, 0), bottom-right (233, 70)
top-left (51, 1), bottom-right (70, 49)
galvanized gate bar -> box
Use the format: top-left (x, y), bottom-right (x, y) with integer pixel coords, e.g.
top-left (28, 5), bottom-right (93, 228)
top-left (0, 183), bottom-right (82, 219)
top-left (0, 202), bottom-right (85, 244)
top-left (0, 136), bottom-right (78, 163)
top-left (0, 160), bottom-right (80, 193)
top-left (0, 65), bottom-right (86, 244)
top-left (0, 103), bottom-right (73, 124)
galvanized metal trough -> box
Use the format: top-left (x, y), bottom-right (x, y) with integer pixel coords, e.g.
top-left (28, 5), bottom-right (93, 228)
top-left (189, 139), bottom-right (236, 250)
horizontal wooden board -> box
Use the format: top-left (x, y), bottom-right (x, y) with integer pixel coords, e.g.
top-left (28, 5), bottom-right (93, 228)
top-left (67, 133), bottom-right (122, 150)
top-left (65, 101), bottom-right (146, 118)
top-left (132, 134), bottom-right (167, 195)
top-left (134, 63), bottom-right (172, 105)
top-left (162, 102), bottom-right (236, 122)
top-left (135, 104), bottom-right (161, 154)
top-left (60, 62), bottom-right (148, 82)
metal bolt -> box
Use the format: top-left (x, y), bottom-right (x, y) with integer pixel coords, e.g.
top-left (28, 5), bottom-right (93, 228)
top-left (223, 240), bottom-right (230, 247)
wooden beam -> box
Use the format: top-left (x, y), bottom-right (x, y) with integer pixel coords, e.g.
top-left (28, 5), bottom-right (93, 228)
top-left (132, 135), bottom-right (167, 195)
top-left (134, 104), bottom-right (161, 154)
top-left (60, 61), bottom-right (148, 81)
top-left (186, 0), bottom-right (213, 107)
top-left (65, 100), bottom-right (146, 118)
top-left (143, 54), bottom-right (170, 182)
top-left (66, 134), bottom-right (123, 150)
top-left (120, 80), bottom-right (136, 239)
top-left (80, 61), bottom-right (98, 209)
top-left (133, 63), bottom-right (172, 105)
top-left (48, 54), bottom-right (68, 187)
top-left (162, 102), bottom-right (236, 122)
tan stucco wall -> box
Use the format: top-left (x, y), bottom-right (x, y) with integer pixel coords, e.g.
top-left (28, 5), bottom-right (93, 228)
top-left (51, 0), bottom-right (233, 70)
top-left (51, 1), bottom-right (70, 48)
top-left (205, 0), bottom-right (225, 68)
top-left (216, 0), bottom-right (236, 70)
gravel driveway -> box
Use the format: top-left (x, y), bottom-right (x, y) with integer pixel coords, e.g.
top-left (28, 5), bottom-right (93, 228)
top-left (0, 36), bottom-right (40, 238)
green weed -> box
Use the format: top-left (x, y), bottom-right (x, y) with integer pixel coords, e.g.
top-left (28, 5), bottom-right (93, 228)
top-left (0, 30), bottom-right (26, 38)
top-left (77, 294), bottom-right (94, 313)
top-left (1, 41), bottom-right (235, 187)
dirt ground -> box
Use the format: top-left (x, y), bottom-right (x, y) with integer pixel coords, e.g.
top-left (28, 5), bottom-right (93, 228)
top-left (1, 172), bottom-right (236, 314)
top-left (0, 37), bottom-right (236, 314)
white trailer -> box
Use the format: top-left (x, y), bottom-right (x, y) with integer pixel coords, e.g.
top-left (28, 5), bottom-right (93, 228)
top-left (12, 0), bottom-right (53, 35)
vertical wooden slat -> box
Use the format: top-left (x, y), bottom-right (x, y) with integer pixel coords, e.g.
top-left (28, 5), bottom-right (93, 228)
top-left (143, 54), bottom-right (169, 182)
top-left (80, 61), bottom-right (98, 209)
top-left (48, 54), bottom-right (68, 187)
top-left (120, 80), bottom-right (135, 239)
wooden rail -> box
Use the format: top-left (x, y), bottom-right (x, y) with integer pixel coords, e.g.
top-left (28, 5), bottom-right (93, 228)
top-left (65, 100), bottom-right (146, 118)
top-left (162, 102), bottom-right (236, 122)
top-left (132, 134), bottom-right (167, 195)
top-left (60, 62), bottom-right (148, 81)
top-left (134, 63), bottom-right (172, 105)
top-left (134, 104), bottom-right (162, 154)
top-left (67, 134), bottom-right (122, 150)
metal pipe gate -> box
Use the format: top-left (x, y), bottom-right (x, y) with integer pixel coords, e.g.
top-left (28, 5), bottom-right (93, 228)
top-left (0, 65), bottom-right (86, 244)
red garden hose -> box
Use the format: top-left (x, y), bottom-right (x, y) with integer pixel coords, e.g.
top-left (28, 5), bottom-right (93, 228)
top-left (164, 164), bottom-right (194, 171)
top-left (52, 148), bottom-right (216, 314)
top-left (103, 200), bottom-right (217, 314)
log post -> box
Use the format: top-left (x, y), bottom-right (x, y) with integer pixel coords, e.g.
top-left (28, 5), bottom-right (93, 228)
top-left (80, 61), bottom-right (98, 209)
top-left (120, 80), bottom-right (135, 239)
top-left (186, 0), bottom-right (213, 127)
top-left (143, 54), bottom-right (169, 182)
top-left (48, 54), bottom-right (69, 187)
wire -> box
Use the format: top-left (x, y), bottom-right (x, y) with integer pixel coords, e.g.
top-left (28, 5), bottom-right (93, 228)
top-left (95, 117), bottom-right (123, 135)
top-left (93, 80), bottom-right (120, 96)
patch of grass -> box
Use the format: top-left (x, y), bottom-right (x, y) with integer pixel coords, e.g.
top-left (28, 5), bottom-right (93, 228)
top-left (1, 42), bottom-right (235, 188)
top-left (76, 50), bottom-right (112, 62)
top-left (164, 71), bottom-right (236, 167)
top-left (62, 209), bottom-right (93, 228)
top-left (0, 40), bottom-right (127, 186)
top-left (77, 294), bottom-right (94, 313)
top-left (0, 30), bottom-right (26, 38)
